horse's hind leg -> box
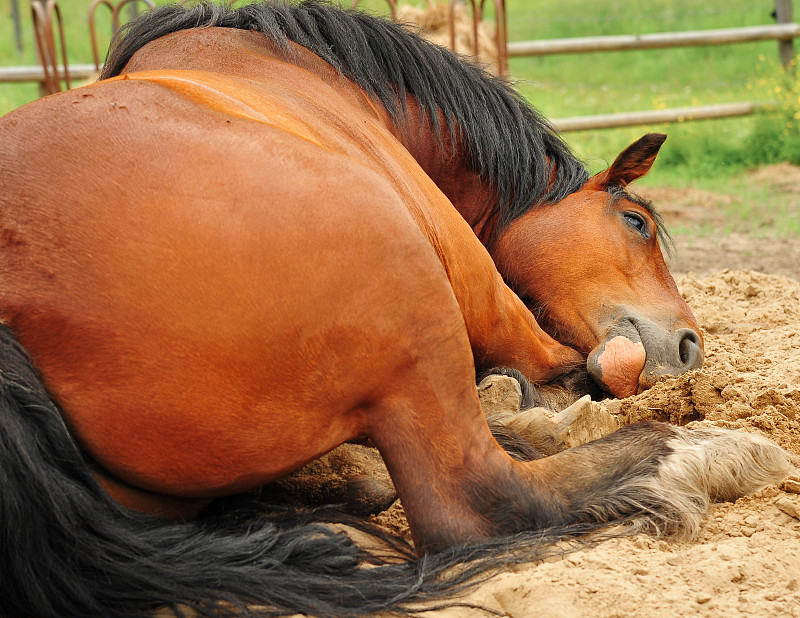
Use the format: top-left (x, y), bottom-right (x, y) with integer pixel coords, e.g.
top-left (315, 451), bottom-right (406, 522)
top-left (364, 336), bottom-right (791, 552)
top-left (305, 242), bottom-right (791, 552)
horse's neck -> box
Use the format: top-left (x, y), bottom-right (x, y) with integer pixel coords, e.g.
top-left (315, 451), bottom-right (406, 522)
top-left (393, 98), bottom-right (501, 245)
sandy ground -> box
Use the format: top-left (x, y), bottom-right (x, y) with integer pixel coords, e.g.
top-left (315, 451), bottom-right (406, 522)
top-left (385, 165), bottom-right (800, 617)
top-left (640, 163), bottom-right (800, 282)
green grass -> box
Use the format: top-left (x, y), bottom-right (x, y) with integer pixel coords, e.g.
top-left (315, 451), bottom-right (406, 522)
top-left (670, 173), bottom-right (800, 238)
top-left (2, 0), bottom-right (800, 231)
top-left (501, 0), bottom-right (800, 175)
top-left (0, 0), bottom-right (122, 110)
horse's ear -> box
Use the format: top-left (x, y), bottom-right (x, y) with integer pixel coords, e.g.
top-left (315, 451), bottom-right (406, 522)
top-left (587, 133), bottom-right (667, 190)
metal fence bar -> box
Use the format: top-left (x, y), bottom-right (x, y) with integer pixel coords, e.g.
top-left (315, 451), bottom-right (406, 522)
top-left (508, 23), bottom-right (800, 57)
top-left (551, 101), bottom-right (773, 132)
top-left (11, 0), bottom-right (24, 52)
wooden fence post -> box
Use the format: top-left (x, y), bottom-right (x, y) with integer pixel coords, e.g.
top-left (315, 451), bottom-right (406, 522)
top-left (774, 0), bottom-right (794, 68)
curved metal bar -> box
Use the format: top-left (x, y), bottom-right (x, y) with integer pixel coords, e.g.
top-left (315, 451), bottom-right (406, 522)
top-left (31, 0), bottom-right (68, 94)
top-left (89, 0), bottom-right (115, 71)
top-left (448, 0), bottom-right (456, 51)
top-left (488, 0), bottom-right (507, 74)
top-left (353, 0), bottom-right (509, 73)
top-left (465, 0), bottom-right (479, 57)
top-left (49, 0), bottom-right (72, 89)
top-left (111, 0), bottom-right (155, 30)
top-left (31, 1), bottom-right (54, 94)
top-left (90, 0), bottom-right (154, 72)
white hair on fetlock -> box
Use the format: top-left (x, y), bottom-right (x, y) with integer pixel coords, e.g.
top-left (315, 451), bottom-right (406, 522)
top-left (620, 426), bottom-right (793, 539)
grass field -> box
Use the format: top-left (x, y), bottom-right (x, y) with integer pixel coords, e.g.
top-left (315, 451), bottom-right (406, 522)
top-left (1, 0), bottom-right (799, 228)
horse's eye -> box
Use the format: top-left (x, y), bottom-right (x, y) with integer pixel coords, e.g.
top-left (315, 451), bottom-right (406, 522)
top-left (623, 212), bottom-right (649, 238)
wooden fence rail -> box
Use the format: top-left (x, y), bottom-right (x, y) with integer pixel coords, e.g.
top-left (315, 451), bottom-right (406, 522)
top-left (551, 102), bottom-right (773, 133)
top-left (0, 64), bottom-right (97, 83)
top-left (508, 24), bottom-right (800, 57)
top-left (514, 0), bottom-right (795, 131)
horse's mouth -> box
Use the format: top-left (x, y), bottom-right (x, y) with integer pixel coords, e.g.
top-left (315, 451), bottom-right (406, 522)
top-left (586, 330), bottom-right (646, 399)
top-left (585, 315), bottom-right (704, 398)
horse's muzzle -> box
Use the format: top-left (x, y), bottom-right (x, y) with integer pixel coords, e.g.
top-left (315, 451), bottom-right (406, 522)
top-left (587, 316), bottom-right (704, 398)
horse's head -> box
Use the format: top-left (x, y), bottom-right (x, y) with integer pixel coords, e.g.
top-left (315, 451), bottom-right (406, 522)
top-left (492, 133), bottom-right (703, 398)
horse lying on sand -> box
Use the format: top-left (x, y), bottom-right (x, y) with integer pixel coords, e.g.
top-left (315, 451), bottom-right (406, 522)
top-left (0, 2), bottom-right (791, 616)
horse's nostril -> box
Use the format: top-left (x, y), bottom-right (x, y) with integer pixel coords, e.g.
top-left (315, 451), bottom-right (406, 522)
top-left (677, 328), bottom-right (703, 369)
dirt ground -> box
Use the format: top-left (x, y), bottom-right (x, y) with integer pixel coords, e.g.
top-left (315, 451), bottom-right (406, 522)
top-left (382, 164), bottom-right (800, 617)
top-left (638, 163), bottom-right (800, 282)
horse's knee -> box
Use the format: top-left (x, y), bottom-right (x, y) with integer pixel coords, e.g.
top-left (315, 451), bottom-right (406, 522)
top-left (271, 442), bottom-right (396, 514)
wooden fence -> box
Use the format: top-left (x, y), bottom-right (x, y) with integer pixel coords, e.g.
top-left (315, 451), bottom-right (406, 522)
top-left (510, 0), bottom-right (797, 132)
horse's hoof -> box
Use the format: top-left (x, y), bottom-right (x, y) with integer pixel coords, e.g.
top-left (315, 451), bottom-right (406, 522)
top-left (477, 373), bottom-right (523, 417)
top-left (344, 475), bottom-right (398, 516)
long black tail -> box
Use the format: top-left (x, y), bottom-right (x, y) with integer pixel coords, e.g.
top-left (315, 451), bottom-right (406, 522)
top-left (0, 324), bottom-right (589, 618)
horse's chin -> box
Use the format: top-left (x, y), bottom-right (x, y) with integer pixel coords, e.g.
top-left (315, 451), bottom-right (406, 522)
top-left (586, 334), bottom-right (646, 399)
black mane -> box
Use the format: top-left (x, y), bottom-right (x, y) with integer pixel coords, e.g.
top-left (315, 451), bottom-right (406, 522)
top-left (102, 0), bottom-right (589, 229)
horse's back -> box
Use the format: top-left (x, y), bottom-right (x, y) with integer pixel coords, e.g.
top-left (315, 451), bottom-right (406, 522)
top-left (0, 72), bottom-right (472, 497)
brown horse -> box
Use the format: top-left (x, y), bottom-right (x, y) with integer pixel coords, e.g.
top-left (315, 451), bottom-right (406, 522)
top-left (97, 3), bottom-right (703, 400)
top-left (0, 2), bottom-right (790, 617)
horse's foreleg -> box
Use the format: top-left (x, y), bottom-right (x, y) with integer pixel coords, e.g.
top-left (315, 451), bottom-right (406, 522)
top-left (525, 422), bottom-right (793, 538)
top-left (369, 376), bottom-right (791, 552)
top-left (417, 186), bottom-right (586, 384)
top-left (460, 269), bottom-right (587, 384)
